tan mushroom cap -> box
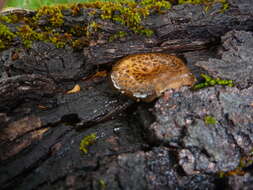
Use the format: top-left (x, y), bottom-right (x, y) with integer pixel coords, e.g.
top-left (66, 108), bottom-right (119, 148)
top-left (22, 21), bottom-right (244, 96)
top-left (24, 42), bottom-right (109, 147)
top-left (0, 7), bottom-right (35, 16)
top-left (110, 53), bottom-right (196, 102)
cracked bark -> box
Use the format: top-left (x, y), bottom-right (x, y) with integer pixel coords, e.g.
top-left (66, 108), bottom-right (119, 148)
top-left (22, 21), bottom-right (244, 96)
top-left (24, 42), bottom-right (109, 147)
top-left (0, 1), bottom-right (253, 190)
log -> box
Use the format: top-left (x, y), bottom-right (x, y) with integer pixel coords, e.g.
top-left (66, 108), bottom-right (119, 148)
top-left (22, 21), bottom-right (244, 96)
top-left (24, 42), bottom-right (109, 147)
top-left (0, 0), bottom-right (253, 189)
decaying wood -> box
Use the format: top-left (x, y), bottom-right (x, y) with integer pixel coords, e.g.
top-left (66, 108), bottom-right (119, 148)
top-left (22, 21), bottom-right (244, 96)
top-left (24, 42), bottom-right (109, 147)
top-left (0, 1), bottom-right (253, 189)
top-left (84, 3), bottom-right (253, 65)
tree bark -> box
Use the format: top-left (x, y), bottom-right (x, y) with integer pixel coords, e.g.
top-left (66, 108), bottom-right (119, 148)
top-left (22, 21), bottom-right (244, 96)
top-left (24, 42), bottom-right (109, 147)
top-left (0, 1), bottom-right (253, 189)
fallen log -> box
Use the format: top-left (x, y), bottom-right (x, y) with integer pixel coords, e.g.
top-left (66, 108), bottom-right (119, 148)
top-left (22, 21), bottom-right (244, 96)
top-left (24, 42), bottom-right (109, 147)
top-left (0, 0), bottom-right (253, 189)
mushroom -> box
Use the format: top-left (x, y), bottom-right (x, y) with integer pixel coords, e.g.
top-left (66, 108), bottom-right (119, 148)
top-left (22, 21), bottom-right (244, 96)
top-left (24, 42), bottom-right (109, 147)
top-left (110, 53), bottom-right (196, 102)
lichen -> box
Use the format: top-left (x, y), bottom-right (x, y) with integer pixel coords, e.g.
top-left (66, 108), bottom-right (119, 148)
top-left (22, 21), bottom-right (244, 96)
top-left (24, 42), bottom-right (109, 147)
top-left (192, 74), bottom-right (234, 90)
top-left (79, 133), bottom-right (97, 154)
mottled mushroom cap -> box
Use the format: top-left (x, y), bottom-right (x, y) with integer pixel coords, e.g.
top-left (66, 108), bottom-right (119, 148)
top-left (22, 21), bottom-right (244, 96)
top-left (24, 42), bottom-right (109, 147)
top-left (110, 53), bottom-right (196, 102)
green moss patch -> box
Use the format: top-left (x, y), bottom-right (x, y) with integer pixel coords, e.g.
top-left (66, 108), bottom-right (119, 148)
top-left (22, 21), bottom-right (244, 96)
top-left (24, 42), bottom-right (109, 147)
top-left (0, 0), bottom-right (172, 50)
top-left (80, 133), bottom-right (97, 154)
top-left (193, 74), bottom-right (234, 90)
top-left (0, 23), bottom-right (16, 49)
top-left (0, 0), bottom-right (229, 50)
top-left (204, 115), bottom-right (217, 125)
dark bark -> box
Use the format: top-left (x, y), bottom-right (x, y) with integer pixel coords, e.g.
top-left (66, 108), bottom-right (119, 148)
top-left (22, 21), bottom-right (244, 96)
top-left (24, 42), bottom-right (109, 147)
top-left (0, 1), bottom-right (253, 190)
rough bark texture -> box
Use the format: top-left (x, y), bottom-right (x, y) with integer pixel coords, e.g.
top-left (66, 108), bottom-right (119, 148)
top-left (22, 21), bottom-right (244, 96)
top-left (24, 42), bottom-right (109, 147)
top-left (0, 0), bottom-right (253, 190)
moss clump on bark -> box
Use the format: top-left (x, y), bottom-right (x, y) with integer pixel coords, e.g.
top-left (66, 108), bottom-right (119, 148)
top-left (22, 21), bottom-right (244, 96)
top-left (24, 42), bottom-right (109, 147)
top-left (193, 74), bottom-right (234, 90)
top-left (79, 133), bottom-right (97, 154)
top-left (0, 23), bottom-right (16, 49)
top-left (0, 0), bottom-right (172, 49)
top-left (0, 0), bottom-right (229, 50)
top-left (204, 115), bottom-right (217, 125)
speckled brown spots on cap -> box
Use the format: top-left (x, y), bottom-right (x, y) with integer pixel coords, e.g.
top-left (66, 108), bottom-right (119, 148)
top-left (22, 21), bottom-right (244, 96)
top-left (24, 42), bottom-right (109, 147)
top-left (110, 53), bottom-right (196, 102)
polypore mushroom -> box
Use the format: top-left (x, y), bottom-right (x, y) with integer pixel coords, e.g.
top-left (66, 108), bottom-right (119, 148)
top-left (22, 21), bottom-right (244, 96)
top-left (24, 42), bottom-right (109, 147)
top-left (110, 53), bottom-right (196, 102)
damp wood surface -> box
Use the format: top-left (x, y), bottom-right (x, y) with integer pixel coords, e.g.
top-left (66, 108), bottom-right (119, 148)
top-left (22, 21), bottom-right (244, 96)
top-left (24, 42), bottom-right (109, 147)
top-left (0, 1), bottom-right (253, 190)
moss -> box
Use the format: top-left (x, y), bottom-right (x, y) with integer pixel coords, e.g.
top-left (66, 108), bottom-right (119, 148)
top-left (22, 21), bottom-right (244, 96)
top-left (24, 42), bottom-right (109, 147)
top-left (137, 28), bottom-right (154, 36)
top-left (0, 1), bottom-right (168, 50)
top-left (218, 154), bottom-right (253, 178)
top-left (80, 133), bottom-right (97, 154)
top-left (0, 40), bottom-right (5, 49)
top-left (1, 12), bottom-right (29, 24)
top-left (218, 168), bottom-right (245, 178)
top-left (204, 115), bottom-right (217, 125)
top-left (0, 0), bottom-right (229, 50)
top-left (0, 15), bottom-right (12, 23)
top-left (16, 24), bottom-right (43, 47)
top-left (48, 32), bottom-right (73, 48)
top-left (192, 74), bottom-right (234, 90)
top-left (35, 5), bottom-right (65, 26)
top-left (7, 14), bottom-right (20, 23)
top-left (99, 179), bottom-right (106, 190)
top-left (239, 155), bottom-right (253, 168)
top-left (86, 21), bottom-right (101, 37)
top-left (218, 149), bottom-right (253, 178)
top-left (109, 31), bottom-right (127, 42)
top-left (98, 0), bottom-right (171, 35)
top-left (30, 0), bottom-right (170, 39)
top-left (0, 23), bottom-right (16, 40)
top-left (0, 23), bottom-right (16, 49)
top-left (72, 38), bottom-right (89, 49)
top-left (178, 0), bottom-right (229, 11)
top-left (32, 0), bottom-right (171, 39)
top-left (70, 3), bottom-right (82, 16)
